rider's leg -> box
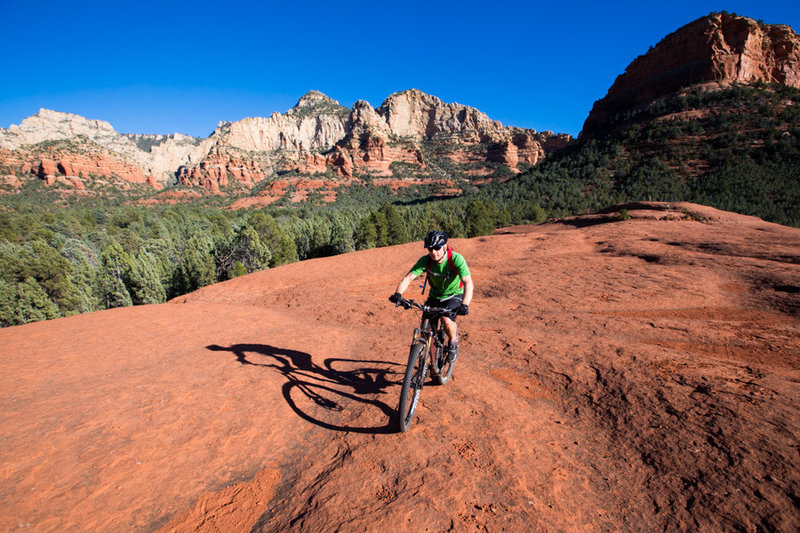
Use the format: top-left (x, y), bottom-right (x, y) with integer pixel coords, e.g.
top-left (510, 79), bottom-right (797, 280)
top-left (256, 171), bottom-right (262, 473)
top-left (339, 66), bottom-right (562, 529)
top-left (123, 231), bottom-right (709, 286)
top-left (442, 316), bottom-right (457, 344)
top-left (443, 316), bottom-right (459, 363)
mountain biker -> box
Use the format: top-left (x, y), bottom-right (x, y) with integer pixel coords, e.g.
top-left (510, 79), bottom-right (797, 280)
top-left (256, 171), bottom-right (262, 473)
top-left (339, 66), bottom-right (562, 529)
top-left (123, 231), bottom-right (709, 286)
top-left (389, 230), bottom-right (473, 363)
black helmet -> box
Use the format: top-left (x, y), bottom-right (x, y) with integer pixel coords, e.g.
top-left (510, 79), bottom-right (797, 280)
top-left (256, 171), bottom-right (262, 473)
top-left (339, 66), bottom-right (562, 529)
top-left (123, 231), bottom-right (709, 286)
top-left (424, 230), bottom-right (447, 249)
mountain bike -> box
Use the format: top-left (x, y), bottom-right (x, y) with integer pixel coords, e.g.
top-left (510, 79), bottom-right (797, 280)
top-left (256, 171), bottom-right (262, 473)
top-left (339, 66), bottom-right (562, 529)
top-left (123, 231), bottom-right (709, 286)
top-left (392, 296), bottom-right (457, 432)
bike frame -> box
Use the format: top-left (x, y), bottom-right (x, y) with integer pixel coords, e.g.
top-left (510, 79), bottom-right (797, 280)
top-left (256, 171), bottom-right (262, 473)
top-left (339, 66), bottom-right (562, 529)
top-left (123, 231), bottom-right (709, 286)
top-left (399, 299), bottom-right (451, 375)
top-left (394, 296), bottom-right (457, 432)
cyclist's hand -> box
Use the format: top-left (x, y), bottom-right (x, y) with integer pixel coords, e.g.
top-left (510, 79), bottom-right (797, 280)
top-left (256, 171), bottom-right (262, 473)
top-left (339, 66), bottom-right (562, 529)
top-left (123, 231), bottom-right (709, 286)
top-left (457, 304), bottom-right (469, 316)
top-left (389, 292), bottom-right (402, 304)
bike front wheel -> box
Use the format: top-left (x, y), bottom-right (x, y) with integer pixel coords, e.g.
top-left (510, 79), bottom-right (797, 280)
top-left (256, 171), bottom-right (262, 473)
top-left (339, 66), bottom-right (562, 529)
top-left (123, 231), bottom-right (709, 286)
top-left (398, 342), bottom-right (427, 432)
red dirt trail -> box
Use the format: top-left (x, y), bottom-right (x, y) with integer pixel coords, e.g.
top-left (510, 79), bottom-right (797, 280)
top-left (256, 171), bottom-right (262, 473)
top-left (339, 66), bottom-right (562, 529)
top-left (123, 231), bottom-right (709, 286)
top-left (1, 202), bottom-right (798, 532)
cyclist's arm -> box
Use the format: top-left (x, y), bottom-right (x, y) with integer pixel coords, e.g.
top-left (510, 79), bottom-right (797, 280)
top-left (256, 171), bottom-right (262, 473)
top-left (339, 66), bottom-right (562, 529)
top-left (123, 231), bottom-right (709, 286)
top-left (395, 271), bottom-right (418, 295)
top-left (461, 275), bottom-right (474, 306)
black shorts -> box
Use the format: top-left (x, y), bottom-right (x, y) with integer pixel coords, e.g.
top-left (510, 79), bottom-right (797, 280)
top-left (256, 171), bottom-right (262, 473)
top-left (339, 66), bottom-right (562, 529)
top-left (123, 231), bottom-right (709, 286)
top-left (424, 294), bottom-right (462, 321)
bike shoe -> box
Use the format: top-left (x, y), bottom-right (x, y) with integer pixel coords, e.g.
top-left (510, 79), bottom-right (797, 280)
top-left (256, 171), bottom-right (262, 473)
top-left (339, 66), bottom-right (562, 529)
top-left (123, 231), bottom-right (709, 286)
top-left (447, 343), bottom-right (458, 364)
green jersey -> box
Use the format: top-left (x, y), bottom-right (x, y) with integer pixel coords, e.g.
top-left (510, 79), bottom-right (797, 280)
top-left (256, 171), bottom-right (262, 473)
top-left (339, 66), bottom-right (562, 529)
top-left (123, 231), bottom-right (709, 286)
top-left (410, 250), bottom-right (470, 299)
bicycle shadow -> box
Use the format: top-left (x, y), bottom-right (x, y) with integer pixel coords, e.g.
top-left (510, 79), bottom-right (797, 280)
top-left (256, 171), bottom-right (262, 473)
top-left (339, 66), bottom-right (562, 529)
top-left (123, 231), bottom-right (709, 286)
top-left (207, 343), bottom-right (403, 434)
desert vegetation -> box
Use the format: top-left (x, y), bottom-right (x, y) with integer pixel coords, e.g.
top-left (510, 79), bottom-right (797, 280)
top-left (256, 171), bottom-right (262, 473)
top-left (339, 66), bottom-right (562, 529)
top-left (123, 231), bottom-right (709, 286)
top-left (492, 82), bottom-right (800, 226)
top-left (0, 191), bottom-right (516, 327)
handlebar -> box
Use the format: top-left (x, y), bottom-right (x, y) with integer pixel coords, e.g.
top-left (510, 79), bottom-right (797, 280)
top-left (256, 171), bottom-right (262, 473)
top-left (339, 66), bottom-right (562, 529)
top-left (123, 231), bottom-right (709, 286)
top-left (393, 296), bottom-right (452, 316)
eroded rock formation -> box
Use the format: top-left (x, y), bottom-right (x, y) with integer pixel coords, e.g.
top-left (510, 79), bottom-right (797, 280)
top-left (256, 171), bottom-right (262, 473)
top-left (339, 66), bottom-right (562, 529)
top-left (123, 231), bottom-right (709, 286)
top-left (8, 11), bottom-right (796, 199)
top-left (582, 12), bottom-right (800, 135)
top-left (0, 109), bottom-right (210, 187)
top-left (176, 89), bottom-right (570, 192)
top-left (0, 89), bottom-right (570, 199)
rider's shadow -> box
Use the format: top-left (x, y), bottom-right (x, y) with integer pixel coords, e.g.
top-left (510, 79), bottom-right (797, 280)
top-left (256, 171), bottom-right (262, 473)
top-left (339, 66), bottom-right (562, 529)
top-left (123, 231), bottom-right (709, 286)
top-left (207, 344), bottom-right (403, 434)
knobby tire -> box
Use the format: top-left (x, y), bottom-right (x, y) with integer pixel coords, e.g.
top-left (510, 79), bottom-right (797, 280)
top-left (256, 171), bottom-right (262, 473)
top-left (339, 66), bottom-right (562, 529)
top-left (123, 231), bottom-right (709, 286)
top-left (398, 342), bottom-right (427, 432)
top-left (433, 335), bottom-right (455, 385)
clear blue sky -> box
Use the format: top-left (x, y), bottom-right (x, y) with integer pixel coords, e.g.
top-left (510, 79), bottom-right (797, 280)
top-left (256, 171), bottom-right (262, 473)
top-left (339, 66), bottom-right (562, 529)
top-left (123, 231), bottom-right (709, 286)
top-left (1, 1), bottom-right (798, 138)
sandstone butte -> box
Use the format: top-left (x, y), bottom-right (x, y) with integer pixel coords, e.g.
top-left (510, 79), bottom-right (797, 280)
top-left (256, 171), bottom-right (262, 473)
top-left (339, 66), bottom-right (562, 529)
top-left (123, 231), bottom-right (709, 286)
top-left (1, 202), bottom-right (798, 532)
top-left (582, 12), bottom-right (800, 135)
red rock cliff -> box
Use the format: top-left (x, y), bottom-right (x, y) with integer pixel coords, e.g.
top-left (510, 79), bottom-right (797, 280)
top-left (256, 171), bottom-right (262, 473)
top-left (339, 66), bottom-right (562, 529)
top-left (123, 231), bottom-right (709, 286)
top-left (582, 12), bottom-right (800, 135)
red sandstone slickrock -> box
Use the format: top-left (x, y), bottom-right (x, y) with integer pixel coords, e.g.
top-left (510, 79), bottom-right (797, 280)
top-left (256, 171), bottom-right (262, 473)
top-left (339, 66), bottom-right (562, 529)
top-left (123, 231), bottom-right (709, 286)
top-left (0, 203), bottom-right (798, 531)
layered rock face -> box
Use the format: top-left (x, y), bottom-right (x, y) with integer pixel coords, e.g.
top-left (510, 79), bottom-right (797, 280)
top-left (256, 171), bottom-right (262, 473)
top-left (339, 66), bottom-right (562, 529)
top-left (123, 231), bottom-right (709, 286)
top-left (582, 12), bottom-right (800, 135)
top-left (177, 89), bottom-right (570, 193)
top-left (0, 109), bottom-right (210, 188)
top-left (334, 90), bottom-right (570, 176)
top-left (0, 90), bottom-right (569, 198)
top-left (214, 92), bottom-right (349, 155)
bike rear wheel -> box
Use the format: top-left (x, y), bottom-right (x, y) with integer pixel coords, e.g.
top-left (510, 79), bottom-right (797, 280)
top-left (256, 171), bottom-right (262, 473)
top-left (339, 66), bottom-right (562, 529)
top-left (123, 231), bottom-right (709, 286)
top-left (434, 355), bottom-right (455, 385)
top-left (433, 326), bottom-right (455, 385)
top-left (398, 342), bottom-right (427, 432)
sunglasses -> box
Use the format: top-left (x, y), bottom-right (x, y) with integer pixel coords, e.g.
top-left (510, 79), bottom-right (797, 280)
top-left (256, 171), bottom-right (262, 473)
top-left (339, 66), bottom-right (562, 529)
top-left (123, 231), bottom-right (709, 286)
top-left (427, 245), bottom-right (444, 251)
